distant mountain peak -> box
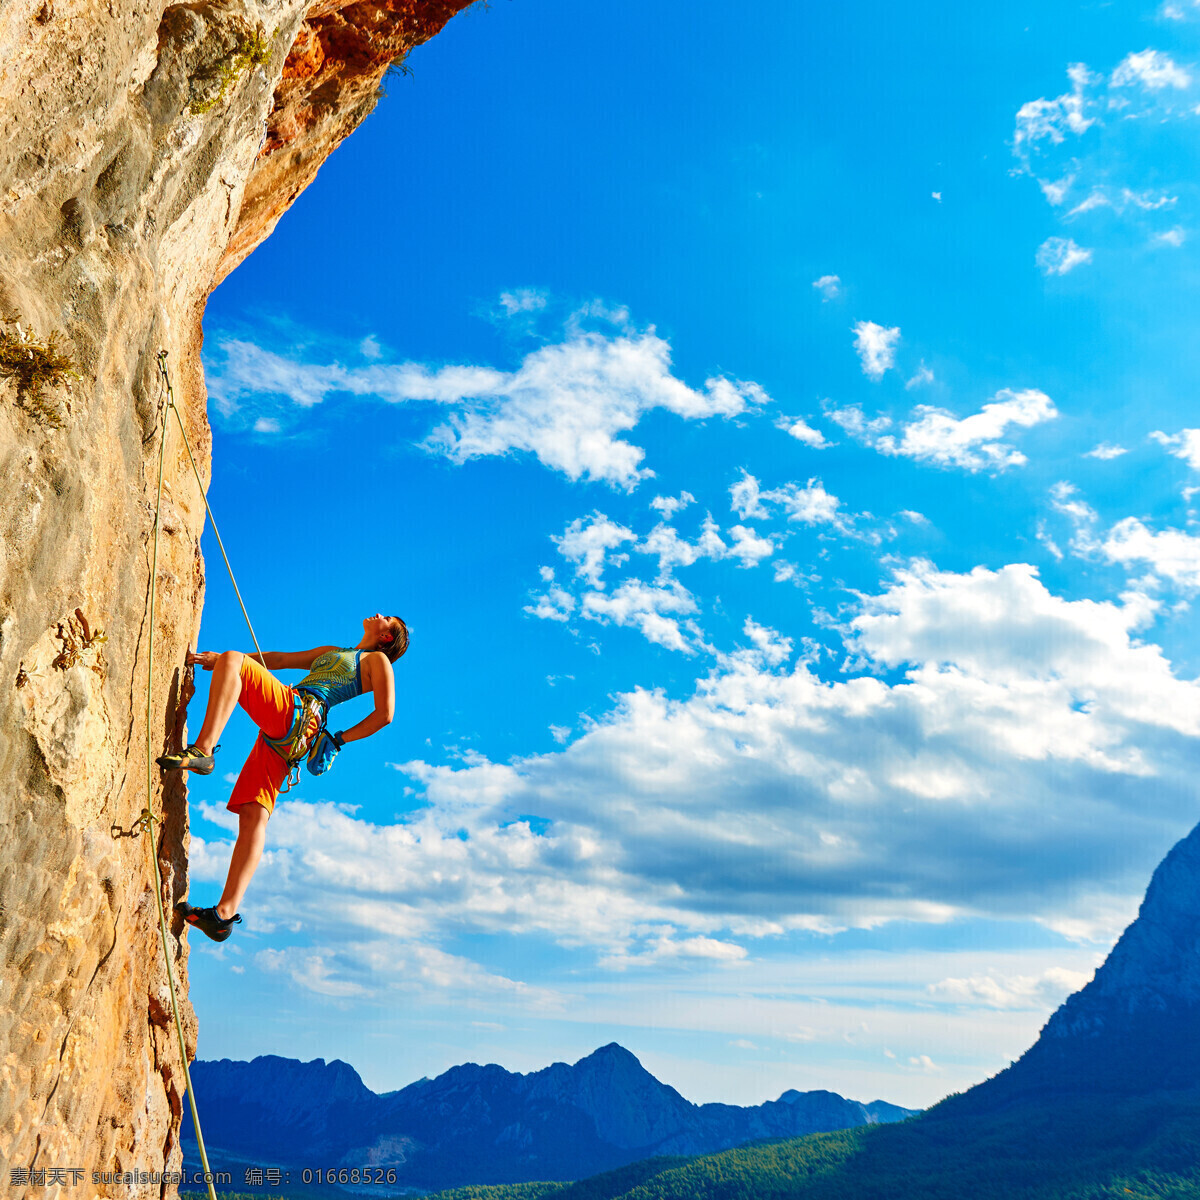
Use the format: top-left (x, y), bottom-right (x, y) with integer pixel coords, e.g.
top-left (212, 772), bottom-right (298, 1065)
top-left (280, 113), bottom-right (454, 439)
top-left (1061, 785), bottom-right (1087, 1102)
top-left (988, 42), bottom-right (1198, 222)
top-left (947, 819), bottom-right (1200, 1112)
top-left (1047, 820), bottom-right (1200, 1022)
top-left (588, 1042), bottom-right (641, 1062)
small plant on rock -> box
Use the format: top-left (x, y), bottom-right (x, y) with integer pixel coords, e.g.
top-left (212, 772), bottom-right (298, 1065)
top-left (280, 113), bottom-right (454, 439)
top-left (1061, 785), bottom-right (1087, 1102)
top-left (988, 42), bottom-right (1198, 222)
top-left (189, 26), bottom-right (272, 116)
top-left (0, 318), bottom-right (78, 427)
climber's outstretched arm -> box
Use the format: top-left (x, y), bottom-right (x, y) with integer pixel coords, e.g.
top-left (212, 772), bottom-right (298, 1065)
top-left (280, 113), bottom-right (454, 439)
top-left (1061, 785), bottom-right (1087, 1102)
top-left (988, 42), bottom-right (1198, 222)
top-left (188, 646), bottom-right (336, 672)
top-left (182, 646), bottom-right (330, 755)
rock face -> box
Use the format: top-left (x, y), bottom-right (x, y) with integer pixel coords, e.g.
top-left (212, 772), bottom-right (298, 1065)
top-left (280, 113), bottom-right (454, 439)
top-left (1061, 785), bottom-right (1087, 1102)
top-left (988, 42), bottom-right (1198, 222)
top-left (946, 818), bottom-right (1200, 1114)
top-left (0, 0), bottom-right (468, 1189)
top-left (182, 1044), bottom-right (918, 1190)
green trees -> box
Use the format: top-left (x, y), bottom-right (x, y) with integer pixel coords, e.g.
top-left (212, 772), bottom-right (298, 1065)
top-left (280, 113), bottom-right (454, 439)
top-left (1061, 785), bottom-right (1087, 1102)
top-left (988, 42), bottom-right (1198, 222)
top-left (426, 1089), bottom-right (1200, 1200)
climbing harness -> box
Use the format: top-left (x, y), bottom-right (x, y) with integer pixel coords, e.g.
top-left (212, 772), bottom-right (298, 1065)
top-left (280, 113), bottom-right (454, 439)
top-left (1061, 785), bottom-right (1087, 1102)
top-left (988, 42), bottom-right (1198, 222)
top-left (263, 647), bottom-right (362, 787)
top-left (262, 689), bottom-right (327, 793)
top-left (135, 349), bottom-right (269, 1200)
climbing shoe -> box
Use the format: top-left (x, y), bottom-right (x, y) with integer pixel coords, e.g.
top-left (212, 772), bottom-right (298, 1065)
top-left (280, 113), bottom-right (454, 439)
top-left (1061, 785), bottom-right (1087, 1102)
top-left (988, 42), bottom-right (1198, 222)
top-left (156, 743), bottom-right (218, 774)
top-left (175, 902), bottom-right (241, 942)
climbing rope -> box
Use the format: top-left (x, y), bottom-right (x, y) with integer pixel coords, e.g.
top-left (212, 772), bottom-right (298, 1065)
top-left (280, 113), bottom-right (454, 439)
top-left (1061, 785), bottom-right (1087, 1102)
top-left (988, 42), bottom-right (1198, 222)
top-left (138, 349), bottom-right (265, 1200)
top-left (157, 352), bottom-right (266, 666)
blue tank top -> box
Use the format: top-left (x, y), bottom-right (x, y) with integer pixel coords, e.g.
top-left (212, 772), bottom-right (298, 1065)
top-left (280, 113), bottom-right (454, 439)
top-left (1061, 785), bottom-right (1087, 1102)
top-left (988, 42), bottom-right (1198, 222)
top-left (295, 649), bottom-right (364, 709)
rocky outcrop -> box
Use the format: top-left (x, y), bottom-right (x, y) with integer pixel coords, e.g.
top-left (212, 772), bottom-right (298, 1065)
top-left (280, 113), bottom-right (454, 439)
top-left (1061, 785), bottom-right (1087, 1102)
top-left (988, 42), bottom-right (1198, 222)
top-left (217, 0), bottom-right (467, 282)
top-left (0, 0), bottom-right (468, 1191)
top-left (943, 819), bottom-right (1200, 1114)
top-left (181, 1044), bottom-right (918, 1189)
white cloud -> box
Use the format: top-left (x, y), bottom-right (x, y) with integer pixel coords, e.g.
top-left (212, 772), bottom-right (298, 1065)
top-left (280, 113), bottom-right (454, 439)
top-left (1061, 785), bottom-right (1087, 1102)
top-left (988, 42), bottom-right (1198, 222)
top-left (1111, 49), bottom-right (1192, 90)
top-left (777, 415), bottom-right (829, 447)
top-left (1039, 175), bottom-right (1075, 205)
top-left (852, 321), bottom-right (901, 381)
top-left (253, 417), bottom-right (280, 433)
top-left (1067, 188), bottom-right (1178, 220)
top-left (875, 389), bottom-right (1057, 472)
top-left (359, 335), bottom-right (382, 360)
top-left (1058, 476), bottom-right (1200, 593)
top-left (1017, 56), bottom-right (1192, 245)
top-left (525, 581), bottom-right (576, 623)
top-left (1153, 226), bottom-right (1187, 247)
top-left (1049, 481), bottom-right (1099, 529)
top-left (928, 967), bottom-right (1091, 1010)
top-left (533, 504), bottom-right (781, 652)
top-left (1084, 442), bottom-right (1128, 460)
top-left (637, 517), bottom-right (726, 581)
top-left (727, 525), bottom-right (775, 567)
top-left (1124, 188), bottom-right (1177, 210)
top-left (424, 333), bottom-right (766, 490)
top-left (601, 934), bottom-right (750, 969)
top-left (1066, 190), bottom-right (1111, 218)
top-left (767, 478), bottom-right (846, 526)
top-left (1036, 236), bottom-right (1093, 275)
top-left (207, 315), bottom-right (769, 491)
top-left (905, 1055), bottom-right (943, 1075)
top-left (1151, 428), bottom-right (1200, 469)
top-left (651, 491), bottom-right (696, 520)
top-left (905, 364), bottom-right (935, 390)
top-left (208, 341), bottom-right (356, 412)
top-left (498, 288), bottom-right (548, 316)
top-left (581, 578), bottom-right (700, 654)
top-left (554, 512), bottom-right (636, 588)
top-left (1101, 518), bottom-right (1200, 588)
top-left (1013, 63), bottom-right (1097, 157)
top-left (731, 473), bottom-right (876, 541)
top-left (743, 618), bottom-right (793, 666)
top-left (812, 275), bottom-right (842, 301)
top-left (828, 392), bottom-right (1056, 473)
top-left (731, 471), bottom-right (769, 520)
top-left (824, 402), bottom-right (893, 441)
top-left (1037, 521), bottom-right (1064, 561)
top-left (259, 939), bottom-right (559, 1005)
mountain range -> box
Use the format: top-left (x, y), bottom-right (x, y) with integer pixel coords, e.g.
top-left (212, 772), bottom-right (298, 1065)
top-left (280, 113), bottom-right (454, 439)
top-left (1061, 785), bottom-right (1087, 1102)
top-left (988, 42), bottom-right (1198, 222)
top-left (421, 820), bottom-right (1200, 1200)
top-left (181, 1043), bottom-right (914, 1190)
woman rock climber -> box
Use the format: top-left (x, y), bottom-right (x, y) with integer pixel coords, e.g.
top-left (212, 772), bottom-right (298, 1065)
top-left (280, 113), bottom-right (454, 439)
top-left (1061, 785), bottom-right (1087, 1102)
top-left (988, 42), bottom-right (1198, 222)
top-left (158, 613), bottom-right (408, 941)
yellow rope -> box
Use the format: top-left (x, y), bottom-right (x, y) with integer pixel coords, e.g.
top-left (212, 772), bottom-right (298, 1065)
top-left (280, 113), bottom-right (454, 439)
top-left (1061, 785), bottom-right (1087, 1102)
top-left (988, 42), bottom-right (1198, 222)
top-left (144, 352), bottom-right (218, 1200)
top-left (158, 353), bottom-right (266, 666)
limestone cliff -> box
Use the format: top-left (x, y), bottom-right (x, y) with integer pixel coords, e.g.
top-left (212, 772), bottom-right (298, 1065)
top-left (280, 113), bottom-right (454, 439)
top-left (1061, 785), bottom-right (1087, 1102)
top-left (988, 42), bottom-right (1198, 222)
top-left (0, 0), bottom-right (469, 1191)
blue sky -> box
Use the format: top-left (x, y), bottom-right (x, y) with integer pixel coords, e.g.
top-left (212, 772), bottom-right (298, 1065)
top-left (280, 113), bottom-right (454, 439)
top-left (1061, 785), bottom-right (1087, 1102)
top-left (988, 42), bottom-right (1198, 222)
top-left (186, 0), bottom-right (1200, 1109)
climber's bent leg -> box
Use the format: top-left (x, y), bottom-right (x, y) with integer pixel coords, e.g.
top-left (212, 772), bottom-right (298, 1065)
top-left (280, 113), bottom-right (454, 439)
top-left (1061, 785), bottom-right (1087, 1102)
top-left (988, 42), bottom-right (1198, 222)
top-left (213, 727), bottom-right (291, 916)
top-left (230, 654), bottom-right (294, 740)
top-left (176, 659), bottom-right (293, 931)
top-left (193, 650), bottom-right (246, 754)
top-left (216, 802), bottom-right (271, 920)
top-left (226, 732), bottom-right (291, 816)
top-left (160, 650), bottom-right (283, 773)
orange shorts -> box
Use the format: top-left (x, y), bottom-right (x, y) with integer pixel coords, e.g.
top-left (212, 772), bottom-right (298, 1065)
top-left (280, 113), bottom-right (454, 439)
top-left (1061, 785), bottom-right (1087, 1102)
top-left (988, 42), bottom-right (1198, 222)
top-left (227, 656), bottom-right (296, 817)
